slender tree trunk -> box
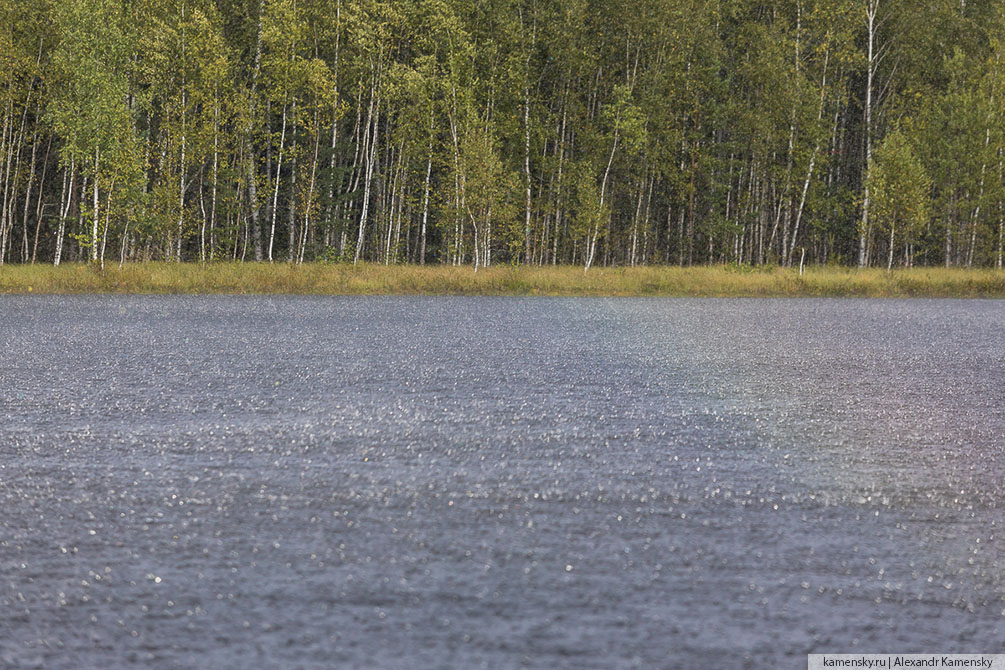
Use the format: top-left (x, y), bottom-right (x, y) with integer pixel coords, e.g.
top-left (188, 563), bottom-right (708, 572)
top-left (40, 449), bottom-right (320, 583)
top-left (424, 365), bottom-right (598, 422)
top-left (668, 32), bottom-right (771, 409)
top-left (688, 144), bottom-right (696, 266)
top-left (0, 98), bottom-right (18, 266)
top-left (447, 88), bottom-right (466, 267)
top-left (20, 120), bottom-right (40, 263)
top-left (887, 221), bottom-right (894, 271)
top-left (199, 164), bottom-right (207, 262)
top-left (384, 139), bottom-right (400, 264)
top-left (210, 97), bottom-right (219, 260)
top-left (31, 134), bottom-right (53, 263)
top-left (967, 105), bottom-right (995, 268)
top-left (247, 3), bottom-right (264, 261)
top-left (630, 173), bottom-right (645, 266)
top-left (178, 0), bottom-right (188, 263)
top-left (324, 117), bottom-right (339, 253)
top-left (54, 160), bottom-right (73, 266)
top-left (301, 109), bottom-right (320, 264)
top-left (420, 116), bottom-right (432, 265)
top-left (287, 102), bottom-right (299, 263)
top-left (354, 84), bottom-right (379, 264)
top-left (120, 220), bottom-right (129, 268)
top-left (998, 214), bottom-right (1003, 269)
top-left (523, 86), bottom-right (532, 264)
top-left (269, 102), bottom-right (288, 262)
top-left (998, 152), bottom-right (1003, 268)
top-left (322, 0), bottom-right (341, 255)
top-left (342, 87), bottom-right (366, 258)
top-left (100, 180), bottom-right (114, 270)
top-left (943, 209), bottom-right (952, 268)
top-left (860, 0), bottom-right (879, 268)
top-left (75, 175), bottom-right (88, 261)
top-left (92, 148), bottom-right (100, 263)
top-left (586, 124), bottom-right (618, 271)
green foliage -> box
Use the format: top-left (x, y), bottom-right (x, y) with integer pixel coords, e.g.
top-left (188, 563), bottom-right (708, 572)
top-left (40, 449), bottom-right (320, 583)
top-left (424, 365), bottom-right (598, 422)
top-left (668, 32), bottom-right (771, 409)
top-left (0, 0), bottom-right (1004, 268)
top-left (870, 127), bottom-right (930, 246)
top-left (49, 0), bottom-right (133, 168)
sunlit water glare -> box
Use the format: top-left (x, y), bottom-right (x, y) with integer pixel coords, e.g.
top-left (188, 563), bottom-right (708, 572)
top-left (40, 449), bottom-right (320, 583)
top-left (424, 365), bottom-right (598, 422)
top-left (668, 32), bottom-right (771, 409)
top-left (1, 296), bottom-right (1002, 668)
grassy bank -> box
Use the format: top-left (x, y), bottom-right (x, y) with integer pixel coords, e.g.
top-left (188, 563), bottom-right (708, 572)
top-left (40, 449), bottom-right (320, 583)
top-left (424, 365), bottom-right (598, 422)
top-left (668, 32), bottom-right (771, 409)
top-left (1, 263), bottom-right (1003, 297)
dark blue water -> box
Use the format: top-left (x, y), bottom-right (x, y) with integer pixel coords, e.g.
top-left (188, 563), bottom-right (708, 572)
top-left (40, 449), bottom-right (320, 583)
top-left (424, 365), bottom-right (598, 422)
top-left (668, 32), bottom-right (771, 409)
top-left (1, 297), bottom-right (1003, 668)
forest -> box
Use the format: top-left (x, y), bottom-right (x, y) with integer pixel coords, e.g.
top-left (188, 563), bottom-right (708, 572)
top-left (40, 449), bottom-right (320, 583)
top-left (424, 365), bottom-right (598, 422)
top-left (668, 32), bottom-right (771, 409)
top-left (1, 0), bottom-right (1005, 270)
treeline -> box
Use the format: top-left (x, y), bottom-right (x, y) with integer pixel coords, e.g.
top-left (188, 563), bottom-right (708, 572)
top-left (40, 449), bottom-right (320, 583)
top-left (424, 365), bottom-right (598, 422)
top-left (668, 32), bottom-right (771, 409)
top-left (1, 0), bottom-right (1005, 269)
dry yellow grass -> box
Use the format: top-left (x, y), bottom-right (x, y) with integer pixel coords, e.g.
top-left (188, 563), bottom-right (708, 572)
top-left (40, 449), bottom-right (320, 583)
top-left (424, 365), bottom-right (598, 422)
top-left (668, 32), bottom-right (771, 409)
top-left (1, 262), bottom-right (1003, 297)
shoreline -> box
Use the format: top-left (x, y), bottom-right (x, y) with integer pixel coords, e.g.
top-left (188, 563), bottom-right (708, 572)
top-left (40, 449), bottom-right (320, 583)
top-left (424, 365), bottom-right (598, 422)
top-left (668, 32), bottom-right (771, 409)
top-left (1, 263), bottom-right (1003, 298)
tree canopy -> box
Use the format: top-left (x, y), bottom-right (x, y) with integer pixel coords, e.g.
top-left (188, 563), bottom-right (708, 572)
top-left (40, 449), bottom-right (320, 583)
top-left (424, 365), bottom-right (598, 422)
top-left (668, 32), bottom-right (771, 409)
top-left (1, 0), bottom-right (1004, 268)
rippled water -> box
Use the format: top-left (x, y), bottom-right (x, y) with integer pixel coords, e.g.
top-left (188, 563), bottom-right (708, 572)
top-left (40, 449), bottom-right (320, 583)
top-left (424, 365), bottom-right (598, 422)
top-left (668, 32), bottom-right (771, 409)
top-left (1, 297), bottom-right (1003, 669)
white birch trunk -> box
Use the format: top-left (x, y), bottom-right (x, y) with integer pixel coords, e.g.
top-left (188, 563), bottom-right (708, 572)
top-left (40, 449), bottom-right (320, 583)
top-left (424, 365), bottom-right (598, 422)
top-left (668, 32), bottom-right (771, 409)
top-left (420, 127), bottom-right (432, 265)
top-left (354, 88), bottom-right (379, 264)
top-left (523, 87), bottom-right (532, 264)
top-left (860, 0), bottom-right (878, 268)
top-left (54, 159), bottom-right (73, 266)
top-left (586, 127), bottom-right (618, 271)
top-left (92, 148), bottom-right (100, 262)
top-left (269, 103), bottom-right (288, 262)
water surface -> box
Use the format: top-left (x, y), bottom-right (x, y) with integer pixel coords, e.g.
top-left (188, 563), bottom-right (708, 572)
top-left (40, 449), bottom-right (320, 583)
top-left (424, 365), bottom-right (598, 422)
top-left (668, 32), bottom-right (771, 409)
top-left (1, 297), bottom-right (1003, 668)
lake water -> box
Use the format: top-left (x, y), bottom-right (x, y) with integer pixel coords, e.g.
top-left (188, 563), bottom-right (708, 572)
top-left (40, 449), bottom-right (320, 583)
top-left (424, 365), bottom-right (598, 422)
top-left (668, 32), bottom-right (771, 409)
top-left (1, 296), bottom-right (1003, 669)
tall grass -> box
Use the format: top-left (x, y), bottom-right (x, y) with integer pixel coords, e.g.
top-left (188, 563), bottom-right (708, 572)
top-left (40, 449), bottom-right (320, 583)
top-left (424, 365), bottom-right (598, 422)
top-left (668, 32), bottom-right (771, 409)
top-left (1, 262), bottom-right (1003, 297)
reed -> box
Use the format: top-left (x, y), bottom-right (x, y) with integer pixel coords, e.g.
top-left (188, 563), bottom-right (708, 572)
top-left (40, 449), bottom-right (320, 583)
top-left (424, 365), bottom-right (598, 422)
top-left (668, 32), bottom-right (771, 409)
top-left (1, 263), bottom-right (1003, 297)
